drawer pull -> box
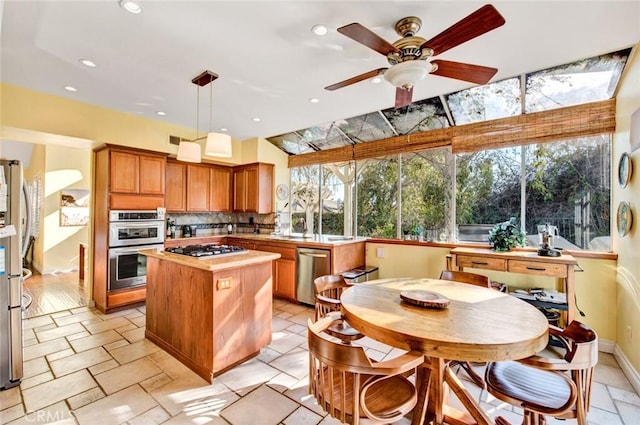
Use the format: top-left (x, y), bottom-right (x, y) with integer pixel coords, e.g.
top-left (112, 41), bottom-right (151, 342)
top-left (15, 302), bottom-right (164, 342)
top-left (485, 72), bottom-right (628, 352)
top-left (471, 261), bottom-right (489, 266)
top-left (526, 266), bottom-right (546, 271)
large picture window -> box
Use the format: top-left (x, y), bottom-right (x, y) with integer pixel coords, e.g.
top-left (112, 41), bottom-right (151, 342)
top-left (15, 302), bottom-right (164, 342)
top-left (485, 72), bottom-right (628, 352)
top-left (291, 135), bottom-right (611, 251)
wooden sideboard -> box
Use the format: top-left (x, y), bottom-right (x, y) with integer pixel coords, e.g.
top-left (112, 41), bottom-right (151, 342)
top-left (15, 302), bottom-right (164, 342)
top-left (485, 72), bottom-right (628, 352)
top-left (448, 247), bottom-right (578, 325)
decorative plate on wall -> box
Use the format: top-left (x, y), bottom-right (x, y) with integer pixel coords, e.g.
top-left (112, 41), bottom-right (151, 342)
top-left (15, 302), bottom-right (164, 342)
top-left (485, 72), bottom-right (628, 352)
top-left (617, 201), bottom-right (633, 237)
top-left (618, 152), bottom-right (633, 188)
top-left (276, 184), bottom-right (289, 200)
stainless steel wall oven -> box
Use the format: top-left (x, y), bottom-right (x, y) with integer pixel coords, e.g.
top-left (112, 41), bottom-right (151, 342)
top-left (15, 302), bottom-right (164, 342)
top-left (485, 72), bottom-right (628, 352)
top-left (107, 210), bottom-right (164, 291)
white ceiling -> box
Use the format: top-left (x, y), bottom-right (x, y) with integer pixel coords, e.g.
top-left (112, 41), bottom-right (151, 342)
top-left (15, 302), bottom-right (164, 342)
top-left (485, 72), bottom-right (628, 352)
top-left (1, 1), bottom-right (639, 144)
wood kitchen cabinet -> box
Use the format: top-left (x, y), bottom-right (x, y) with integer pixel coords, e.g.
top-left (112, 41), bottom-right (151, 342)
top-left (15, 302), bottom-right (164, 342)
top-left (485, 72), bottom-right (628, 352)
top-left (186, 164), bottom-right (211, 212)
top-left (165, 161), bottom-right (186, 212)
top-left (210, 165), bottom-right (232, 212)
top-left (168, 162), bottom-right (231, 213)
top-left (92, 145), bottom-right (168, 313)
top-left (233, 163), bottom-right (274, 213)
top-left (253, 242), bottom-right (297, 301)
top-left (106, 148), bottom-right (166, 210)
top-left (110, 150), bottom-right (165, 195)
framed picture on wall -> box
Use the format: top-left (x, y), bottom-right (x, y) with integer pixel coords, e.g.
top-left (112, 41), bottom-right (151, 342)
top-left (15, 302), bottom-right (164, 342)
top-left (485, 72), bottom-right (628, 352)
top-left (60, 189), bottom-right (90, 226)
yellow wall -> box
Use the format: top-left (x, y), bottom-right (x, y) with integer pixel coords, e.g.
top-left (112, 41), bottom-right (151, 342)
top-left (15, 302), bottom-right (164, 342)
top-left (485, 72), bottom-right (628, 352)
top-left (42, 144), bottom-right (92, 273)
top-left (366, 243), bottom-right (618, 342)
top-left (613, 42), bottom-right (640, 372)
top-left (0, 83), bottom-right (248, 166)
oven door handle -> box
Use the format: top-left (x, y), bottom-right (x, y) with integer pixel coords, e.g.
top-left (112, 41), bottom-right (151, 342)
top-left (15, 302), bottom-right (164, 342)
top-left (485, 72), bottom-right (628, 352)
top-left (109, 246), bottom-right (162, 255)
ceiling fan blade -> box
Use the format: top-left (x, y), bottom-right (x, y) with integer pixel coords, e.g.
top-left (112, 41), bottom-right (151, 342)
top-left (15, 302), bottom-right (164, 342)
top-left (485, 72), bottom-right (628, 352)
top-left (430, 60), bottom-right (497, 85)
top-left (422, 4), bottom-right (505, 56)
top-left (338, 23), bottom-right (401, 56)
top-left (395, 86), bottom-right (413, 109)
top-left (325, 68), bottom-right (387, 91)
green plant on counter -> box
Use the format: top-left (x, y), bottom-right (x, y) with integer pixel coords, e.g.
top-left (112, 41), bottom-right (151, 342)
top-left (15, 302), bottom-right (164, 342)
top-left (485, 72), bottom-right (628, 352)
top-left (488, 217), bottom-right (526, 252)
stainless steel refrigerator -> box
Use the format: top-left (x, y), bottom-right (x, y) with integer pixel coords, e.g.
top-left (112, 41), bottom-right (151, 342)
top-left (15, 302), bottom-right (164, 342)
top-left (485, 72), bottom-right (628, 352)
top-left (0, 159), bottom-right (29, 390)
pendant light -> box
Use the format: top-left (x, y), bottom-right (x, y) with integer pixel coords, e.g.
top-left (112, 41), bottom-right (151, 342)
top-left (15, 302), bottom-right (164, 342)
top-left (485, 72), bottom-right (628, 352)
top-left (203, 73), bottom-right (232, 158)
top-left (177, 70), bottom-right (232, 162)
top-left (176, 74), bottom-right (205, 163)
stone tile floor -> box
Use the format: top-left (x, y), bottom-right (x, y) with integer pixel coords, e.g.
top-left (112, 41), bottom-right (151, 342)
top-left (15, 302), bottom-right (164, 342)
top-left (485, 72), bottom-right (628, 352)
top-left (1, 299), bottom-right (639, 424)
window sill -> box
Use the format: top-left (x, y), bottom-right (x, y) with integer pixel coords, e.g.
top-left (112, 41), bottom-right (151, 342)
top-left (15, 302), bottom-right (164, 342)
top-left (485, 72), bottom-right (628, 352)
top-left (365, 238), bottom-right (618, 260)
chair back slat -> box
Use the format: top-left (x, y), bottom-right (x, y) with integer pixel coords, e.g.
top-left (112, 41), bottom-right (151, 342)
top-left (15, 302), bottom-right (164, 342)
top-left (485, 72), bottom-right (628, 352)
top-left (439, 270), bottom-right (491, 288)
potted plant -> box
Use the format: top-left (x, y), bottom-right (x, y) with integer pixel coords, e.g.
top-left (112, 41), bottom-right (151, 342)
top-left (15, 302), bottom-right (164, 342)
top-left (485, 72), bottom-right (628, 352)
top-left (488, 217), bottom-right (527, 252)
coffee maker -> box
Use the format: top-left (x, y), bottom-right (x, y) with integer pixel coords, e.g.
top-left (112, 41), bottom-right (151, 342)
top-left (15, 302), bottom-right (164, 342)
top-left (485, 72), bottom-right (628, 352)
top-left (537, 223), bottom-right (561, 257)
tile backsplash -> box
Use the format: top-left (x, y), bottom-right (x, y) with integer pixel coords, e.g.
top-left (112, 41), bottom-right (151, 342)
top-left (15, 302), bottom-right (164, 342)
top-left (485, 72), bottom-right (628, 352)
top-left (167, 212), bottom-right (278, 237)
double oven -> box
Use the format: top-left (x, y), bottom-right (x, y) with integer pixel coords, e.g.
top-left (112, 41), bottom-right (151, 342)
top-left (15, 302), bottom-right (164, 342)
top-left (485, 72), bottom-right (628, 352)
top-left (108, 210), bottom-right (165, 291)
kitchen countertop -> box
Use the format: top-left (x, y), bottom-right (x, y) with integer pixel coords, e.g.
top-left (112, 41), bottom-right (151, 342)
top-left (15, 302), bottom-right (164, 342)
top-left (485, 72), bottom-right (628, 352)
top-left (139, 248), bottom-right (281, 272)
top-left (166, 233), bottom-right (367, 247)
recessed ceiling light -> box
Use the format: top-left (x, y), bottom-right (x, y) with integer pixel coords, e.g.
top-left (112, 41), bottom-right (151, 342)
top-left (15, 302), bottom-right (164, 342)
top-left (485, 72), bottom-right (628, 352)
top-left (252, 117), bottom-right (261, 122)
top-left (311, 24), bottom-right (328, 36)
top-left (309, 98), bottom-right (319, 103)
top-left (220, 128), bottom-right (228, 132)
top-left (119, 0), bottom-right (142, 14)
top-left (371, 77), bottom-right (383, 84)
top-left (79, 59), bottom-right (96, 68)
top-left (156, 111), bottom-right (166, 116)
top-left (64, 86), bottom-right (77, 92)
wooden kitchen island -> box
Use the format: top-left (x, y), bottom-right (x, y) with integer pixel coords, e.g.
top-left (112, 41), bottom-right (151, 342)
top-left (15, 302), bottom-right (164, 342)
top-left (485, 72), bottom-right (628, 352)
top-left (140, 248), bottom-right (281, 383)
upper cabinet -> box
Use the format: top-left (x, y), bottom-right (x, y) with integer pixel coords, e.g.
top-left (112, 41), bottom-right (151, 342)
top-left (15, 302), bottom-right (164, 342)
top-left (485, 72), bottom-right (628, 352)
top-left (210, 166), bottom-right (232, 212)
top-left (233, 163), bottom-right (274, 214)
top-left (186, 164), bottom-right (211, 212)
top-left (166, 161), bottom-right (232, 213)
top-left (165, 161), bottom-right (186, 212)
top-left (110, 150), bottom-right (165, 195)
top-left (101, 147), bottom-right (166, 211)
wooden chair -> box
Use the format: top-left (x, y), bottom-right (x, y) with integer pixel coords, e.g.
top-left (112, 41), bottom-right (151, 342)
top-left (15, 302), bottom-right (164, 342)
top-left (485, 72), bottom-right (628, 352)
top-left (439, 269), bottom-right (491, 387)
top-left (439, 270), bottom-right (491, 288)
top-left (484, 321), bottom-right (598, 425)
top-left (314, 274), bottom-right (364, 343)
top-left (307, 314), bottom-right (426, 425)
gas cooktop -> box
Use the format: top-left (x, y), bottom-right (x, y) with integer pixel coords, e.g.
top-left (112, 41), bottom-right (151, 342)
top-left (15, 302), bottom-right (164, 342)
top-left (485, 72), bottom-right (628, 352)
top-left (165, 244), bottom-right (246, 258)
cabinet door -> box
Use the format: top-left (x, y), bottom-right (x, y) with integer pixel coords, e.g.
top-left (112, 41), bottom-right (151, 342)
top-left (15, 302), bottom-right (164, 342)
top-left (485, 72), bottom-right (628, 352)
top-left (244, 167), bottom-right (259, 212)
top-left (210, 166), bottom-right (232, 212)
top-left (186, 164), bottom-right (211, 212)
top-left (273, 258), bottom-right (296, 301)
top-left (139, 155), bottom-right (165, 195)
top-left (165, 162), bottom-right (186, 212)
top-left (110, 151), bottom-right (139, 193)
top-left (233, 169), bottom-right (247, 212)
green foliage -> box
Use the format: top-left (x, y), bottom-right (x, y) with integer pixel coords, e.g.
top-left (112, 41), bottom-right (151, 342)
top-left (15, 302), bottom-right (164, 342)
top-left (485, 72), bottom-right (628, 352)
top-left (488, 217), bottom-right (527, 251)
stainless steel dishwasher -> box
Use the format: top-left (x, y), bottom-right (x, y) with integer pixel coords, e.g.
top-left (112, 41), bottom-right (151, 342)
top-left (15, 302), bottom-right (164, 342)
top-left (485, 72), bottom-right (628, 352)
top-left (296, 247), bottom-right (331, 305)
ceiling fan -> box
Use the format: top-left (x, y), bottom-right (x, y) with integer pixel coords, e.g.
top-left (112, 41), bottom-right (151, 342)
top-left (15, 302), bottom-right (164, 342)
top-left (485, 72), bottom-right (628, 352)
top-left (325, 4), bottom-right (506, 108)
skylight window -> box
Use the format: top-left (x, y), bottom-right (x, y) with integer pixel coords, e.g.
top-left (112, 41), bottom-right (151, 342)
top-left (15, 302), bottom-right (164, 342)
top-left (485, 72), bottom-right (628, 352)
top-left (267, 47), bottom-right (632, 154)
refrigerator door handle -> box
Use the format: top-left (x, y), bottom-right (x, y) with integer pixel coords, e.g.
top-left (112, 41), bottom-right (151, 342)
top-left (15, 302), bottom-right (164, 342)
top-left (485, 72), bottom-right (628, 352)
top-left (9, 306), bottom-right (23, 382)
top-left (9, 276), bottom-right (22, 309)
top-left (22, 181), bottom-right (32, 259)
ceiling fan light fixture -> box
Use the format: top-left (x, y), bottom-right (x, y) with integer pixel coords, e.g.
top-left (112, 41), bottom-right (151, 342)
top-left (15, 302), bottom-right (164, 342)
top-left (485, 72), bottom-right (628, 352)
top-left (383, 60), bottom-right (432, 89)
top-left (205, 132), bottom-right (232, 158)
top-left (176, 141), bottom-right (201, 163)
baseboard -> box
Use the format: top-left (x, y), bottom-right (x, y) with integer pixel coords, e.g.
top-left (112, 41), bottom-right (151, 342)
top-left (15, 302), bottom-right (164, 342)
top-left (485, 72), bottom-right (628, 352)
top-left (87, 300), bottom-right (96, 308)
top-left (614, 344), bottom-right (640, 396)
top-left (599, 338), bottom-right (615, 353)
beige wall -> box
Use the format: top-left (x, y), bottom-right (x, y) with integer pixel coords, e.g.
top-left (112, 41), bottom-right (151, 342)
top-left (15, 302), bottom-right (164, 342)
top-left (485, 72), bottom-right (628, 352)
top-left (613, 42), bottom-right (640, 373)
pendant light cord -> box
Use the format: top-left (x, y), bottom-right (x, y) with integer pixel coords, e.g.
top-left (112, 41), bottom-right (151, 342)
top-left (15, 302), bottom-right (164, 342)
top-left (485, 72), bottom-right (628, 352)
top-left (209, 82), bottom-right (213, 133)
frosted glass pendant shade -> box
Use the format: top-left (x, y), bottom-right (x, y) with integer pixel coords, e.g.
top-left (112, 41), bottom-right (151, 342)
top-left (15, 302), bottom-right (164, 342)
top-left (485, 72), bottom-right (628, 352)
top-left (176, 141), bottom-right (201, 163)
top-left (383, 61), bottom-right (431, 89)
top-left (205, 132), bottom-right (232, 158)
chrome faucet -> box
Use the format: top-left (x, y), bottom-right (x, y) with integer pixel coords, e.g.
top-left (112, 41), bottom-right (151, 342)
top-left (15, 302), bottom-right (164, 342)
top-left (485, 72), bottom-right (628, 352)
top-left (300, 217), bottom-right (308, 236)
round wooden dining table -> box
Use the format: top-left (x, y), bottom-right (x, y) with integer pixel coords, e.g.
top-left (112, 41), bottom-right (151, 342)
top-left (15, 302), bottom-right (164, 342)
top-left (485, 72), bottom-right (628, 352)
top-left (340, 277), bottom-right (549, 425)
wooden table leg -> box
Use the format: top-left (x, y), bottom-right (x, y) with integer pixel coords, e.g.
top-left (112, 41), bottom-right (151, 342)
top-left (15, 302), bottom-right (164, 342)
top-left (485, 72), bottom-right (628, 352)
top-left (411, 361), bottom-right (432, 425)
top-left (427, 357), bottom-right (446, 425)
